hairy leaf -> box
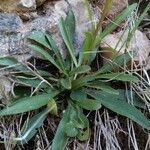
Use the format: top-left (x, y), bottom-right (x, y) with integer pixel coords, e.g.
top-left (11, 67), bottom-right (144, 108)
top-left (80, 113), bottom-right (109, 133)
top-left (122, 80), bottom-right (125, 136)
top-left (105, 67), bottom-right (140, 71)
top-left (51, 105), bottom-right (71, 150)
top-left (86, 81), bottom-right (119, 95)
top-left (69, 65), bottom-right (91, 76)
top-left (45, 34), bottom-right (66, 74)
top-left (82, 32), bottom-right (94, 64)
top-left (65, 9), bottom-right (76, 42)
top-left (70, 89), bottom-right (87, 101)
top-left (76, 99), bottom-right (102, 110)
top-left (87, 89), bottom-right (150, 130)
top-left (28, 44), bottom-right (62, 71)
top-left (0, 91), bottom-right (58, 116)
top-left (15, 109), bottom-right (48, 144)
top-left (60, 78), bottom-right (72, 90)
top-left (97, 73), bottom-right (139, 83)
top-left (0, 56), bottom-right (18, 66)
top-left (28, 31), bottom-right (50, 49)
top-left (59, 15), bottom-right (77, 66)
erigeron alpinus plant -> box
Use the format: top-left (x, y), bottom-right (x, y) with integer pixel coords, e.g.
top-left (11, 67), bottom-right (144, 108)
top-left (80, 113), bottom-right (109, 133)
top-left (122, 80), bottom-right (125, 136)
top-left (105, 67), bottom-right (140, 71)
top-left (0, 1), bottom-right (150, 149)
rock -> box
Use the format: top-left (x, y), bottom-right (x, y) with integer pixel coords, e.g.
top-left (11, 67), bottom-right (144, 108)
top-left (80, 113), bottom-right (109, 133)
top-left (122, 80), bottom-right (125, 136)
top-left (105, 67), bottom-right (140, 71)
top-left (0, 0), bottom-right (46, 13)
top-left (97, 0), bottom-right (127, 21)
top-left (0, 13), bottom-right (29, 57)
top-left (0, 0), bottom-right (47, 20)
top-left (43, 0), bottom-right (90, 32)
top-left (36, 0), bottom-right (47, 7)
top-left (0, 77), bottom-right (12, 102)
top-left (101, 30), bottom-right (150, 66)
top-left (0, 0), bottom-right (36, 13)
top-left (109, 0), bottom-right (127, 17)
top-left (20, 12), bottom-right (38, 21)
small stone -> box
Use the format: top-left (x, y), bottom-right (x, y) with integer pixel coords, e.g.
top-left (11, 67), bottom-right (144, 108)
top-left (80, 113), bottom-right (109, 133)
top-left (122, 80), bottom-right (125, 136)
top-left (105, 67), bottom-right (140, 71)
top-left (101, 30), bottom-right (150, 66)
top-left (20, 12), bottom-right (38, 21)
top-left (0, 77), bottom-right (12, 102)
top-left (0, 0), bottom-right (35, 13)
top-left (0, 0), bottom-right (47, 13)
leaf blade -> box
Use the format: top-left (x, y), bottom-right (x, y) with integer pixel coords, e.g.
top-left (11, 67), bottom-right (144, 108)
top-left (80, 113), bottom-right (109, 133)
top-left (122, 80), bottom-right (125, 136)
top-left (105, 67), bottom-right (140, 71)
top-left (0, 91), bottom-right (58, 116)
top-left (87, 89), bottom-right (150, 130)
top-left (15, 109), bottom-right (48, 144)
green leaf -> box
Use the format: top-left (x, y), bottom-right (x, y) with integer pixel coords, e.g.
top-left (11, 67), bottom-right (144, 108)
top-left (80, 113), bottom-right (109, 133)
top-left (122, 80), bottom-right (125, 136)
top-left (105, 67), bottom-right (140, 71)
top-left (76, 52), bottom-right (137, 87)
top-left (51, 105), bottom-right (70, 150)
top-left (0, 91), bottom-right (58, 116)
top-left (28, 31), bottom-right (50, 49)
top-left (60, 78), bottom-right (72, 90)
top-left (82, 32), bottom-right (94, 64)
top-left (72, 74), bottom-right (96, 89)
top-left (28, 44), bottom-right (62, 71)
top-left (59, 16), bottom-right (78, 67)
top-left (129, 2), bottom-right (150, 40)
top-left (70, 89), bottom-right (87, 101)
top-left (96, 52), bottom-right (135, 74)
top-left (47, 99), bottom-right (58, 116)
top-left (71, 88), bottom-right (102, 110)
top-left (86, 89), bottom-right (150, 130)
top-left (68, 103), bottom-right (87, 129)
top-left (14, 77), bottom-right (48, 88)
top-left (86, 81), bottom-right (119, 95)
top-left (15, 109), bottom-right (48, 144)
top-left (76, 99), bottom-right (102, 110)
top-left (45, 34), bottom-right (66, 74)
top-left (65, 9), bottom-right (76, 42)
top-left (69, 65), bottom-right (91, 76)
top-left (96, 3), bottom-right (137, 45)
top-left (97, 73), bottom-right (139, 83)
top-left (84, 0), bottom-right (94, 24)
top-left (0, 56), bottom-right (18, 66)
top-left (117, 89), bottom-right (145, 109)
top-left (65, 121), bottom-right (79, 137)
top-left (77, 127), bottom-right (90, 141)
top-left (51, 102), bottom-right (91, 150)
top-left (76, 111), bottom-right (90, 141)
top-left (28, 31), bottom-right (67, 75)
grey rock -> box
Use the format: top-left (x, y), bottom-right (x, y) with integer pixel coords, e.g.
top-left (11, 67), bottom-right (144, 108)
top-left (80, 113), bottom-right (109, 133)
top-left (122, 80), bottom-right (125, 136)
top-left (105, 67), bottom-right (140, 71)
top-left (0, 13), bottom-right (28, 56)
top-left (0, 13), bottom-right (22, 32)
